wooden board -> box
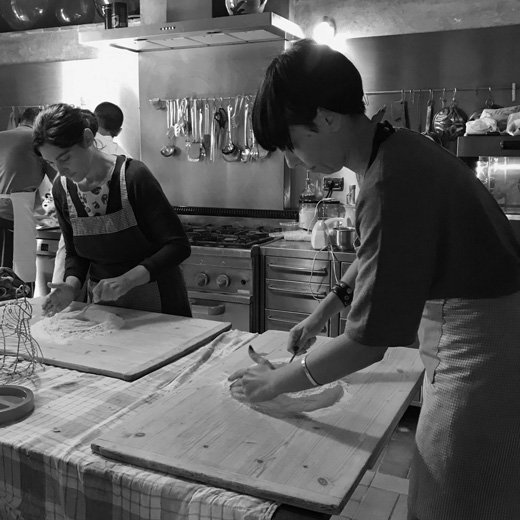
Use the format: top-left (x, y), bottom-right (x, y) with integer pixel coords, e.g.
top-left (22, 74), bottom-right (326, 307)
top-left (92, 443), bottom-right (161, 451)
top-left (92, 330), bottom-right (424, 513)
top-left (25, 298), bottom-right (231, 381)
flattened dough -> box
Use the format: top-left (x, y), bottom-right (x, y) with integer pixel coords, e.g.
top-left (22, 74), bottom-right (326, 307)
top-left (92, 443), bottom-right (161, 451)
top-left (251, 383), bottom-right (345, 415)
top-left (32, 307), bottom-right (125, 344)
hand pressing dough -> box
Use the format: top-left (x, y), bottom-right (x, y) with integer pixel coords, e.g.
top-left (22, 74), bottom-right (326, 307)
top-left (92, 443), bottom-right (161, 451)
top-left (230, 359), bottom-right (347, 416)
top-left (32, 307), bottom-right (125, 344)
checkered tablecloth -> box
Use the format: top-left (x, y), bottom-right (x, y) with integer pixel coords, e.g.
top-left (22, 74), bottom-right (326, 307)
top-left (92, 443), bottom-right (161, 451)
top-left (0, 329), bottom-right (279, 520)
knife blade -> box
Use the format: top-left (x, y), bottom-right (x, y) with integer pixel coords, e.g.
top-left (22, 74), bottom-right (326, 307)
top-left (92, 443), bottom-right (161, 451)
top-left (248, 345), bottom-right (275, 370)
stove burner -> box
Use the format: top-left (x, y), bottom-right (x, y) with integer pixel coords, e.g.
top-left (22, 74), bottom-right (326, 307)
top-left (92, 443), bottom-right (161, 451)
top-left (185, 224), bottom-right (274, 248)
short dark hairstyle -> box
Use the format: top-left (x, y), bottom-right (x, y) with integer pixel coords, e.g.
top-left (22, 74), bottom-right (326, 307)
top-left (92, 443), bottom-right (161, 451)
top-left (94, 101), bottom-right (124, 137)
top-left (20, 107), bottom-right (41, 125)
top-left (33, 103), bottom-right (93, 153)
top-left (252, 39), bottom-right (365, 152)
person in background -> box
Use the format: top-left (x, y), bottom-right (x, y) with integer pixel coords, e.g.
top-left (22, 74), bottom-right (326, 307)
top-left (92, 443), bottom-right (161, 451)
top-left (0, 107), bottom-right (55, 267)
top-left (229, 39), bottom-right (520, 520)
top-left (94, 101), bottom-right (130, 157)
top-left (34, 103), bottom-right (192, 317)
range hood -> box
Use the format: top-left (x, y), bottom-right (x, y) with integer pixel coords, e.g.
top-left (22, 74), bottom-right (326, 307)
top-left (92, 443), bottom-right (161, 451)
top-left (79, 12), bottom-right (304, 53)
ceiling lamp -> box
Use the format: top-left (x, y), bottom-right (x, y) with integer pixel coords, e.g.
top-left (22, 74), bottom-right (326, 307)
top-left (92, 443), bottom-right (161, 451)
top-left (312, 16), bottom-right (336, 46)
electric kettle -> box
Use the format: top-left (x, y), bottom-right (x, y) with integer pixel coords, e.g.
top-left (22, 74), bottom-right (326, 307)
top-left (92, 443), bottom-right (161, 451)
top-left (311, 217), bottom-right (356, 251)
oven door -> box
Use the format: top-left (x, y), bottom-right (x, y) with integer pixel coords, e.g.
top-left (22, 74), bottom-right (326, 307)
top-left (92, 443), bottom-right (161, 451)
top-left (188, 290), bottom-right (252, 331)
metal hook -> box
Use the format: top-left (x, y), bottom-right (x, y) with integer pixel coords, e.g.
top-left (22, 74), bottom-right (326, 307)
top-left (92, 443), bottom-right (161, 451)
top-left (451, 87), bottom-right (457, 103)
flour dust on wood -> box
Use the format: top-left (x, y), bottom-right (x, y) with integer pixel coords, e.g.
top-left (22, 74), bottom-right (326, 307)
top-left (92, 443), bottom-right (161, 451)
top-left (31, 307), bottom-right (125, 344)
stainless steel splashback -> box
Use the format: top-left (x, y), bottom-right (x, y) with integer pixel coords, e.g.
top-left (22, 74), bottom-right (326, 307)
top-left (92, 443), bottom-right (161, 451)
top-left (138, 40), bottom-right (290, 210)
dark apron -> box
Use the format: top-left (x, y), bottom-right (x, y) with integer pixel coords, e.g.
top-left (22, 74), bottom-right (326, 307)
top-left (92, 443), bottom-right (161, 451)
top-left (62, 159), bottom-right (191, 316)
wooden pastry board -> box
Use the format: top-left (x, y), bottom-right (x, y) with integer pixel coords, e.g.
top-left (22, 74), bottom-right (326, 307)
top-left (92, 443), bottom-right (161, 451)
top-left (25, 298), bottom-right (231, 381)
top-left (92, 330), bottom-right (424, 513)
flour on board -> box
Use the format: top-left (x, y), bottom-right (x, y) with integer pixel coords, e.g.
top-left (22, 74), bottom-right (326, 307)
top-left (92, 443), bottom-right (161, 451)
top-left (31, 307), bottom-right (125, 344)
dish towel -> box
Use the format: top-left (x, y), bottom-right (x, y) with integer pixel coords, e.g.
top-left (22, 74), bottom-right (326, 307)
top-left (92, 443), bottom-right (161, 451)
top-left (0, 192), bottom-right (37, 282)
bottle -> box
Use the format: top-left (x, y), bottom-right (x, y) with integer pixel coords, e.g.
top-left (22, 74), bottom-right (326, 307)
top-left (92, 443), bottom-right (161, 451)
top-left (344, 184), bottom-right (356, 227)
top-left (298, 171), bottom-right (318, 231)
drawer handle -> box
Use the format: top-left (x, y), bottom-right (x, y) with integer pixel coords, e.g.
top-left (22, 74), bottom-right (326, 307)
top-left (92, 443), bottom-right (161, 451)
top-left (267, 316), bottom-right (300, 326)
top-left (500, 140), bottom-right (520, 150)
top-left (268, 264), bottom-right (328, 276)
top-left (189, 301), bottom-right (226, 316)
top-left (267, 286), bottom-right (327, 299)
top-left (268, 316), bottom-right (327, 333)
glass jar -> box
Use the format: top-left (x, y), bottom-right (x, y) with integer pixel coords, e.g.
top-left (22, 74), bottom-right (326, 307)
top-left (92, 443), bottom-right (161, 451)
top-left (299, 199), bottom-right (318, 231)
top-left (298, 171), bottom-right (318, 230)
top-left (316, 198), bottom-right (346, 220)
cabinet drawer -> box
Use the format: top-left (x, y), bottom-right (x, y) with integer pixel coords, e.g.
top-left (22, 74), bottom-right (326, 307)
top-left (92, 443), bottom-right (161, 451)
top-left (265, 256), bottom-right (330, 284)
top-left (264, 309), bottom-right (330, 336)
top-left (265, 279), bottom-right (328, 314)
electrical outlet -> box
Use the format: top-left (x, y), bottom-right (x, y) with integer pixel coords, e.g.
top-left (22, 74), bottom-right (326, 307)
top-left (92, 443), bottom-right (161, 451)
top-left (322, 177), bottom-right (344, 191)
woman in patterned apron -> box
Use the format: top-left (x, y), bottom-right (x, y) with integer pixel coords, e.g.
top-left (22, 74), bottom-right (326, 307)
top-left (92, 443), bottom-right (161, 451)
top-left (229, 40), bottom-right (520, 519)
top-left (33, 103), bottom-right (191, 318)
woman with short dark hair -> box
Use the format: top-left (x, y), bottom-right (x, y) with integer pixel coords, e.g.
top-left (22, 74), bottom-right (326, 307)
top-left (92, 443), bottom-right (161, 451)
top-left (231, 39), bottom-right (520, 520)
top-left (34, 103), bottom-right (191, 317)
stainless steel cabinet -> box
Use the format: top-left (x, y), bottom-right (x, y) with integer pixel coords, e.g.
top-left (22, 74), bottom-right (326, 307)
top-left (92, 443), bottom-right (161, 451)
top-left (261, 252), bottom-right (355, 337)
top-left (262, 255), bottom-right (333, 335)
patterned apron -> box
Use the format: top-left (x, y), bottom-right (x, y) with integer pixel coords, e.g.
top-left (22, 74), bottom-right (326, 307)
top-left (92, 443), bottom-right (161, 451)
top-left (408, 292), bottom-right (520, 519)
top-left (62, 160), bottom-right (191, 316)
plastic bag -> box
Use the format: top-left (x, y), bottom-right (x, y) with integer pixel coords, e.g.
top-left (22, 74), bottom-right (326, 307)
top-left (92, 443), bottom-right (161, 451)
top-left (505, 112), bottom-right (520, 136)
top-left (481, 105), bottom-right (520, 132)
top-left (465, 117), bottom-right (498, 135)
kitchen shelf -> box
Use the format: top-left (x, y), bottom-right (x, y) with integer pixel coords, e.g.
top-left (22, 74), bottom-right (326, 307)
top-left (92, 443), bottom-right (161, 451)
top-left (78, 12), bottom-right (304, 53)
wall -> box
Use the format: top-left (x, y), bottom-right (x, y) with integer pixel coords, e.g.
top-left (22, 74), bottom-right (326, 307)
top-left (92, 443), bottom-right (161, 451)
top-left (291, 0), bottom-right (520, 39)
top-left (138, 40), bottom-right (289, 210)
top-left (0, 48), bottom-right (141, 158)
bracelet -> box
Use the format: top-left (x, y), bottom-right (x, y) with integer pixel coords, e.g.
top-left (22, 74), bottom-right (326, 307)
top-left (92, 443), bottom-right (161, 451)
top-left (331, 281), bottom-right (354, 307)
top-left (301, 355), bottom-right (321, 387)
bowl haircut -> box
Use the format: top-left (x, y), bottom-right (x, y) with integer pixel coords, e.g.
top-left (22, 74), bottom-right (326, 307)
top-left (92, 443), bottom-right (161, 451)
top-left (252, 38), bottom-right (366, 152)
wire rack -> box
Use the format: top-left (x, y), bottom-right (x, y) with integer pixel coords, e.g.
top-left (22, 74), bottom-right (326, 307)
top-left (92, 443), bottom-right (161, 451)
top-left (0, 293), bottom-right (43, 383)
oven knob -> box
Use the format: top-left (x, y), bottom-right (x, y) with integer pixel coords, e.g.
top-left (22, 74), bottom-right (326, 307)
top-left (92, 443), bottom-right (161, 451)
top-left (216, 274), bottom-right (230, 288)
top-left (196, 272), bottom-right (209, 287)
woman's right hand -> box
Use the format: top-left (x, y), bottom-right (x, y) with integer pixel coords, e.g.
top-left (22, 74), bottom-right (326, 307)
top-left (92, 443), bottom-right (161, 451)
top-left (287, 315), bottom-right (321, 357)
top-left (42, 282), bottom-right (76, 317)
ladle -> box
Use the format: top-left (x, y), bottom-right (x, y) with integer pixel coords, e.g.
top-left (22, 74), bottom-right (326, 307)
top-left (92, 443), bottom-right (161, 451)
top-left (240, 101), bottom-right (251, 162)
top-left (186, 100), bottom-right (203, 162)
top-left (198, 107), bottom-right (206, 161)
top-left (221, 102), bottom-right (240, 162)
top-left (160, 100), bottom-right (177, 157)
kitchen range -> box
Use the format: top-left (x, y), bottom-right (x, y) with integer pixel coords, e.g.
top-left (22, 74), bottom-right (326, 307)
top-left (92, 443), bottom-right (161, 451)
top-left (180, 215), bottom-right (282, 332)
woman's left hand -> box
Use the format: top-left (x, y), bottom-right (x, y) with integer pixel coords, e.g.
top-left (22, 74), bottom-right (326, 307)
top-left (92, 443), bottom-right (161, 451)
top-left (91, 274), bottom-right (131, 303)
top-left (228, 364), bottom-right (280, 403)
